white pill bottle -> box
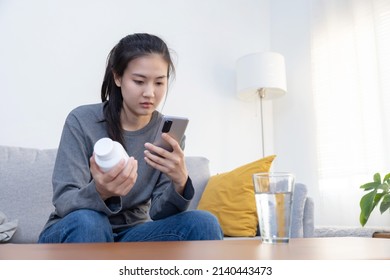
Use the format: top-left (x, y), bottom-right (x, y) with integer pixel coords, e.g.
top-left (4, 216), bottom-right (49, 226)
top-left (94, 138), bottom-right (129, 172)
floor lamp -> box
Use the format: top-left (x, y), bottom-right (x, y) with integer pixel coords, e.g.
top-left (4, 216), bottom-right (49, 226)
top-left (236, 52), bottom-right (287, 157)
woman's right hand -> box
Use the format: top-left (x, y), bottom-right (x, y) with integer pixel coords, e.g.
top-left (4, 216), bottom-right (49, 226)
top-left (90, 155), bottom-right (138, 201)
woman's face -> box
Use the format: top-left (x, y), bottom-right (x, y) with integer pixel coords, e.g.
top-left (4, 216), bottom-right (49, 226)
top-left (114, 53), bottom-right (169, 123)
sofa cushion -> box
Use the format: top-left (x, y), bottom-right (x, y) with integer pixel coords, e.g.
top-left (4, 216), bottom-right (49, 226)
top-left (197, 155), bottom-right (276, 237)
top-left (0, 146), bottom-right (57, 243)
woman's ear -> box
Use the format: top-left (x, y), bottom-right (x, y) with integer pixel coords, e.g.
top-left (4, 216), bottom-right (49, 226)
top-left (113, 71), bottom-right (121, 87)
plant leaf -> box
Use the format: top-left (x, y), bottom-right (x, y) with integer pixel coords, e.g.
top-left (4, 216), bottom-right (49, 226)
top-left (359, 190), bottom-right (377, 226)
top-left (360, 182), bottom-right (381, 191)
top-left (379, 194), bottom-right (390, 214)
top-left (383, 173), bottom-right (390, 183)
top-left (359, 211), bottom-right (368, 227)
top-left (379, 182), bottom-right (390, 192)
top-left (373, 193), bottom-right (384, 208)
top-left (374, 173), bottom-right (381, 183)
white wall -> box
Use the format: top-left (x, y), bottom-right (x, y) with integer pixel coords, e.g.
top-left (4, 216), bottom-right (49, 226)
top-left (0, 0), bottom-right (271, 175)
top-left (269, 0), bottom-right (321, 223)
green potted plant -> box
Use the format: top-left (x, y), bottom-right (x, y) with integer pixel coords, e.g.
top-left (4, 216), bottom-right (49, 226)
top-left (359, 172), bottom-right (390, 226)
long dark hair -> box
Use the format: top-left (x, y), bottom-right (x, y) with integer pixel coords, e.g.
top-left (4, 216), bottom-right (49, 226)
top-left (101, 33), bottom-right (175, 146)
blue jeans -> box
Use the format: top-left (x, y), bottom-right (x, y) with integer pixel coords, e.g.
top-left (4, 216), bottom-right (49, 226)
top-left (38, 209), bottom-right (223, 243)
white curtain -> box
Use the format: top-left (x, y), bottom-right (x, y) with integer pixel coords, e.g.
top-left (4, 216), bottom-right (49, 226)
top-left (310, 0), bottom-right (390, 226)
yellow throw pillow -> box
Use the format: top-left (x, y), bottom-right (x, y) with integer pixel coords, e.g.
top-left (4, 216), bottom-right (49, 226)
top-left (197, 155), bottom-right (276, 237)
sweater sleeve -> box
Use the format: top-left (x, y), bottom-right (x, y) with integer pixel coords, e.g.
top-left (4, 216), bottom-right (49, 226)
top-left (149, 175), bottom-right (194, 220)
top-left (148, 134), bottom-right (195, 220)
top-left (51, 112), bottom-right (121, 218)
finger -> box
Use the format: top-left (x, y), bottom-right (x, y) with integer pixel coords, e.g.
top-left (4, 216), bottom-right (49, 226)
top-left (90, 155), bottom-right (99, 173)
top-left (161, 133), bottom-right (181, 151)
top-left (144, 148), bottom-right (173, 167)
top-left (103, 158), bottom-right (127, 181)
top-left (144, 150), bottom-right (164, 171)
top-left (116, 158), bottom-right (138, 195)
top-left (90, 155), bottom-right (113, 200)
top-left (131, 157), bottom-right (138, 174)
top-left (123, 157), bottom-right (138, 182)
top-left (145, 151), bottom-right (180, 177)
top-left (111, 157), bottom-right (136, 185)
top-left (90, 155), bottom-right (106, 179)
top-left (144, 142), bottom-right (171, 159)
top-left (125, 158), bottom-right (138, 190)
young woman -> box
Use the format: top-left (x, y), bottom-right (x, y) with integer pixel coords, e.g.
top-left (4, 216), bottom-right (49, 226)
top-left (38, 33), bottom-right (223, 243)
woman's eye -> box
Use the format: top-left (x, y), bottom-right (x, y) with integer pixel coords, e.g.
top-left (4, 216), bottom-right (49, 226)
top-left (134, 80), bottom-right (144, 85)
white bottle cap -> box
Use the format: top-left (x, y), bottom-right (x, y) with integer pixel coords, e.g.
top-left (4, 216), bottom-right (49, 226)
top-left (94, 138), bottom-right (114, 161)
top-left (94, 138), bottom-right (129, 172)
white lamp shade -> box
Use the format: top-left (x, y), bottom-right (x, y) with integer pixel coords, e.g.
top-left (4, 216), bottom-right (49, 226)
top-left (236, 52), bottom-right (287, 101)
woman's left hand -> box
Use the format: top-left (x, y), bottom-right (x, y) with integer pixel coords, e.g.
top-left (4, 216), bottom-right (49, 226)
top-left (144, 133), bottom-right (188, 195)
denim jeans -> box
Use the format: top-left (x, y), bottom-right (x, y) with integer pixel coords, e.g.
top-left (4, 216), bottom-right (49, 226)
top-left (38, 209), bottom-right (223, 243)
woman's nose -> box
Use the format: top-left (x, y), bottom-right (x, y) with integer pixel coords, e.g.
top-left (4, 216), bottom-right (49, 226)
top-left (143, 84), bottom-right (155, 97)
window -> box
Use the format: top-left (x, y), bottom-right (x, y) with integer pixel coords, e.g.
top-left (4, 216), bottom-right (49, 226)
top-left (310, 0), bottom-right (390, 226)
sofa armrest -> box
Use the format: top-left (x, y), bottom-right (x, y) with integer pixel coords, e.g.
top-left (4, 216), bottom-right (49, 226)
top-left (0, 146), bottom-right (57, 243)
top-left (290, 183), bottom-right (315, 238)
top-left (303, 197), bottom-right (315, 237)
top-left (185, 156), bottom-right (210, 210)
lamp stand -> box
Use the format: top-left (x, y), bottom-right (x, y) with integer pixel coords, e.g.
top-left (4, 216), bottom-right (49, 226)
top-left (258, 88), bottom-right (266, 158)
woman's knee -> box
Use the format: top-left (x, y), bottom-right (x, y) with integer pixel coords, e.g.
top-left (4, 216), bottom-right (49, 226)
top-left (39, 209), bottom-right (113, 243)
top-left (66, 209), bottom-right (111, 234)
top-left (68, 209), bottom-right (108, 228)
top-left (183, 210), bottom-right (223, 240)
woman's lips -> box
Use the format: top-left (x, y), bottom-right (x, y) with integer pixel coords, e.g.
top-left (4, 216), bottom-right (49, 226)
top-left (140, 102), bottom-right (153, 109)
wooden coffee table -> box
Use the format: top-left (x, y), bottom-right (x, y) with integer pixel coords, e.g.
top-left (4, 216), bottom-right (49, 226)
top-left (1, 237), bottom-right (390, 260)
top-left (373, 231), bottom-right (390, 239)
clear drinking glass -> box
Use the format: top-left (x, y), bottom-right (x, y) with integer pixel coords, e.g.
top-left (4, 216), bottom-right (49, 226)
top-left (253, 172), bottom-right (295, 244)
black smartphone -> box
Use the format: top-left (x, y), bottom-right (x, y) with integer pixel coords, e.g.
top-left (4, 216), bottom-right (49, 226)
top-left (153, 115), bottom-right (189, 152)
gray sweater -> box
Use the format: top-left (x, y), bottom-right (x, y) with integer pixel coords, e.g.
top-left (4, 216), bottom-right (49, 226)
top-left (43, 102), bottom-right (194, 232)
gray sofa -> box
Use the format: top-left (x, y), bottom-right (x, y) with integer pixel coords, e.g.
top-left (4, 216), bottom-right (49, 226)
top-left (0, 145), bottom-right (314, 243)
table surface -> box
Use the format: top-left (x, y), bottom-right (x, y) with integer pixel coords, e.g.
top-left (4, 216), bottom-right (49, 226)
top-left (1, 237), bottom-right (390, 260)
